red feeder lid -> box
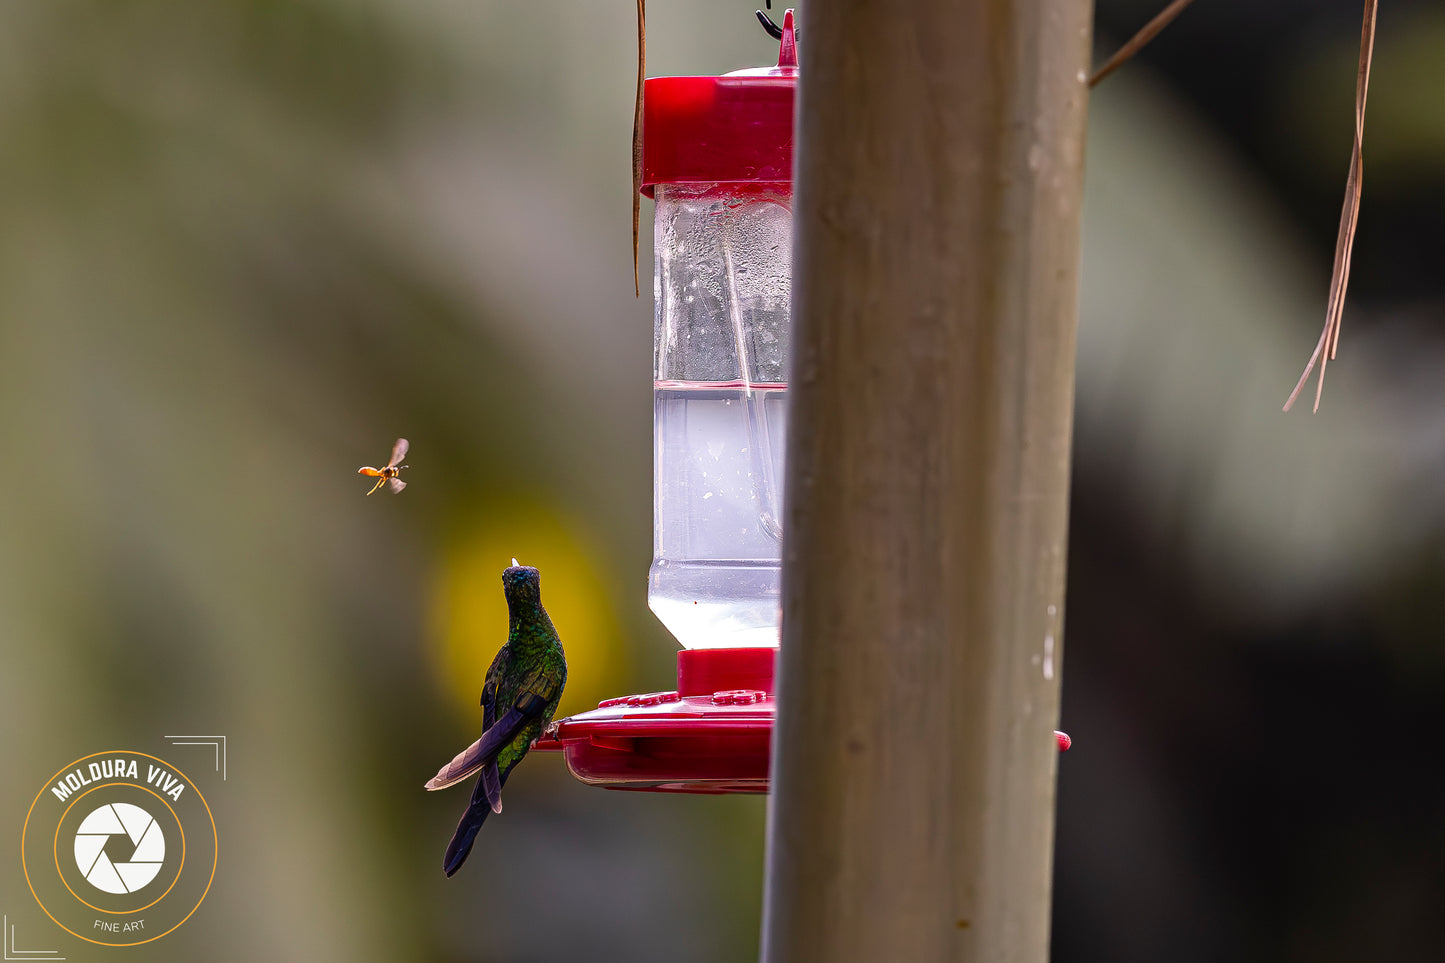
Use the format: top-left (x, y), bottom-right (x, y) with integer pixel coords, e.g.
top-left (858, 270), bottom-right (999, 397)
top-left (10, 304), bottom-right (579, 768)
top-left (533, 646), bottom-right (1071, 794)
top-left (640, 9), bottom-right (798, 197)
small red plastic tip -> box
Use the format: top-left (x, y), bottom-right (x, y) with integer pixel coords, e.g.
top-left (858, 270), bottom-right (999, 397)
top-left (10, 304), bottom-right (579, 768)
top-left (627, 691), bottom-right (681, 707)
top-left (777, 10), bottom-right (798, 69)
top-left (711, 689), bottom-right (767, 706)
top-left (1055, 730), bottom-right (1071, 752)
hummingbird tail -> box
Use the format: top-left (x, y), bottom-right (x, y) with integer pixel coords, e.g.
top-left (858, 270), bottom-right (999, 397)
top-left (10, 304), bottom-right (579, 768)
top-left (442, 803), bottom-right (490, 878)
top-left (442, 759), bottom-right (517, 878)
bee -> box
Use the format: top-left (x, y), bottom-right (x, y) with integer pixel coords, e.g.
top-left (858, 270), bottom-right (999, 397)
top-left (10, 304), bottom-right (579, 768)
top-left (358, 438), bottom-right (410, 495)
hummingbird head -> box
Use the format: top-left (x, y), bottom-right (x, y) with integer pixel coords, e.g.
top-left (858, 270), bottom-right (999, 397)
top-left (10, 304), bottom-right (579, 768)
top-left (502, 564), bottom-right (542, 610)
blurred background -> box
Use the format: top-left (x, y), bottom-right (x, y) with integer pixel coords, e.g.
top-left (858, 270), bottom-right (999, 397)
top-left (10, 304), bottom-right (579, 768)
top-left (0, 1), bottom-right (1440, 960)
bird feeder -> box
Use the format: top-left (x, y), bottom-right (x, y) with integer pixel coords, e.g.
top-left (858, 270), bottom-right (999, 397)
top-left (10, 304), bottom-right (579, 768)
top-left (535, 10), bottom-right (1067, 792)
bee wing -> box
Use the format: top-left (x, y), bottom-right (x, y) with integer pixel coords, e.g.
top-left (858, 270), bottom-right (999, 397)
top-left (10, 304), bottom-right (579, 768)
top-left (388, 437), bottom-right (409, 468)
top-left (388, 477), bottom-right (407, 494)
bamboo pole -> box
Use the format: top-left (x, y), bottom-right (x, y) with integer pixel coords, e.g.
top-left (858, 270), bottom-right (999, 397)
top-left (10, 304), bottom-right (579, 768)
top-left (761, 2), bottom-right (1092, 961)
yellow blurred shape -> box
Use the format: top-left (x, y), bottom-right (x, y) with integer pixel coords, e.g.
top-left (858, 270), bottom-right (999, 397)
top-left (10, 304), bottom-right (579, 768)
top-left (429, 501), bottom-right (629, 721)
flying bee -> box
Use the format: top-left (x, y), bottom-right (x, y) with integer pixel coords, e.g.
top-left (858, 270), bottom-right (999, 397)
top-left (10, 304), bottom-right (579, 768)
top-left (358, 438), bottom-right (410, 495)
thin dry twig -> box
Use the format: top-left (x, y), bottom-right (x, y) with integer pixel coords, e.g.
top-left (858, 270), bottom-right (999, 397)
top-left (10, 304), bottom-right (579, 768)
top-left (1088, 0), bottom-right (1198, 88)
top-left (1284, 0), bottom-right (1378, 412)
top-left (632, 0), bottom-right (646, 298)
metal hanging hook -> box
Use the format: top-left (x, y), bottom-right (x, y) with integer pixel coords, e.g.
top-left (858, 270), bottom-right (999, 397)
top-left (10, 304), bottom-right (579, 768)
top-left (756, 2), bottom-right (798, 43)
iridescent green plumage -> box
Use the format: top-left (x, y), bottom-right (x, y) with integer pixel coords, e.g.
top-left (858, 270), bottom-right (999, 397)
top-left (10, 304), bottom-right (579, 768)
top-left (425, 564), bottom-right (566, 877)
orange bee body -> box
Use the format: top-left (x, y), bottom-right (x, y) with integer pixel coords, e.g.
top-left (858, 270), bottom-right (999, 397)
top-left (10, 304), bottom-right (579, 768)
top-left (359, 438), bottom-right (410, 495)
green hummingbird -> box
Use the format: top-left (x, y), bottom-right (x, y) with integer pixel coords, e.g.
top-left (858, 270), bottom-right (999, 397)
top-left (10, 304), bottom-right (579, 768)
top-left (425, 561), bottom-right (567, 877)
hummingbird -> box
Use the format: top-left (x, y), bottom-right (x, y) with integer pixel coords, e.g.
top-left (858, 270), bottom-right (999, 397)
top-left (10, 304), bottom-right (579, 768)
top-left (425, 561), bottom-right (568, 877)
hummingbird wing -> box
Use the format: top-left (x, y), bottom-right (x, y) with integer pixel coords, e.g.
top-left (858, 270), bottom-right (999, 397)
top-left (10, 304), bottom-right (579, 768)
top-left (424, 692), bottom-right (550, 791)
top-left (438, 692), bottom-right (549, 877)
top-left (437, 686), bottom-right (513, 877)
top-left (480, 760), bottom-right (502, 814)
top-left (472, 753), bottom-right (503, 815)
top-left (478, 683), bottom-right (502, 814)
top-left (439, 696), bottom-right (549, 877)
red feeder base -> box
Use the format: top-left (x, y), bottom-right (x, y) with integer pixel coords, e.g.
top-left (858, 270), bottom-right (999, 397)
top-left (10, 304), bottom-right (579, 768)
top-left (533, 647), bottom-right (775, 793)
top-left (534, 647), bottom-right (1070, 794)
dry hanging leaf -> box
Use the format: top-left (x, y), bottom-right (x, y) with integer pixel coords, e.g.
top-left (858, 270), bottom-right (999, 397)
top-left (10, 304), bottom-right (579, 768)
top-left (1088, 0), bottom-right (1198, 89)
top-left (1283, 0), bottom-right (1377, 412)
top-left (632, 0), bottom-right (645, 298)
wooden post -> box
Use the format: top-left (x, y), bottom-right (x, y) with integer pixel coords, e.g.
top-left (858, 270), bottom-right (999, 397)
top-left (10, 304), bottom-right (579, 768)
top-left (761, 2), bottom-right (1092, 961)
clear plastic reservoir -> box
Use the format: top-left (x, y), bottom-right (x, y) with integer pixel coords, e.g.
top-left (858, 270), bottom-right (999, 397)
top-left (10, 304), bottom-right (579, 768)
top-left (650, 183), bottom-right (792, 648)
